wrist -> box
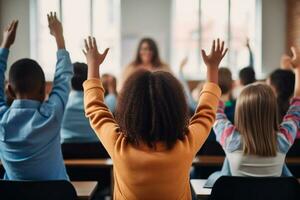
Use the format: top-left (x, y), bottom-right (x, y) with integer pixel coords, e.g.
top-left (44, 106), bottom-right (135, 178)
top-left (87, 67), bottom-right (100, 79)
top-left (206, 68), bottom-right (218, 84)
top-left (55, 35), bottom-right (65, 49)
top-left (0, 42), bottom-right (10, 49)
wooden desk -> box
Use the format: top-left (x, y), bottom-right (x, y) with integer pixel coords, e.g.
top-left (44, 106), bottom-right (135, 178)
top-left (191, 178), bottom-right (300, 200)
top-left (64, 158), bottom-right (113, 168)
top-left (191, 179), bottom-right (211, 200)
top-left (193, 156), bottom-right (224, 166)
top-left (71, 181), bottom-right (98, 200)
top-left (192, 156), bottom-right (300, 166)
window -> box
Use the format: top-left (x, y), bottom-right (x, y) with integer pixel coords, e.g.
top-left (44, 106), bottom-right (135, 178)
top-left (30, 0), bottom-right (120, 80)
top-left (171, 0), bottom-right (259, 79)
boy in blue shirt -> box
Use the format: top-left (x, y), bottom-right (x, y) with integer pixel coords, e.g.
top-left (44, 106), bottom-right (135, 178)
top-left (0, 12), bottom-right (73, 180)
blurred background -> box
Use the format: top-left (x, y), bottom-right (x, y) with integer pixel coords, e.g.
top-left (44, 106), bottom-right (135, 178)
top-left (0, 0), bottom-right (294, 81)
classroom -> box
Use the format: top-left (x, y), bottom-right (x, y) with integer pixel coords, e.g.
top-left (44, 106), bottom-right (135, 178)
top-left (0, 0), bottom-right (299, 199)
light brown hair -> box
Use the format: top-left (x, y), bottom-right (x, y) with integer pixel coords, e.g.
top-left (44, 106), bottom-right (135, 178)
top-left (235, 83), bottom-right (278, 156)
top-left (218, 67), bottom-right (233, 94)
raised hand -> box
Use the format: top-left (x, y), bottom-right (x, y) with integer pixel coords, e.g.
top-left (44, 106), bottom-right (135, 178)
top-left (280, 54), bottom-right (293, 70)
top-left (201, 39), bottom-right (228, 83)
top-left (288, 47), bottom-right (300, 97)
top-left (1, 20), bottom-right (18, 49)
top-left (179, 56), bottom-right (188, 72)
top-left (82, 36), bottom-right (109, 79)
top-left (47, 12), bottom-right (65, 49)
top-left (288, 47), bottom-right (300, 69)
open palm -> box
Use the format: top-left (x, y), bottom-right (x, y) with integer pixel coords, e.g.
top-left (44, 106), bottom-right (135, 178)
top-left (201, 39), bottom-right (227, 69)
top-left (1, 20), bottom-right (18, 48)
top-left (83, 37), bottom-right (109, 68)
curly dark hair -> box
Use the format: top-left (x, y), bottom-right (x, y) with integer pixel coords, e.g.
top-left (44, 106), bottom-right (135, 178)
top-left (115, 69), bottom-right (189, 149)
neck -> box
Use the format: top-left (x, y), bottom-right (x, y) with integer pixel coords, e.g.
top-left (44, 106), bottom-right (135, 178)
top-left (16, 94), bottom-right (44, 102)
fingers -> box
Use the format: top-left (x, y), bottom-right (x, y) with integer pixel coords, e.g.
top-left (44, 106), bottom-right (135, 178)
top-left (102, 48), bottom-right (110, 58)
top-left (84, 39), bottom-right (89, 51)
top-left (210, 40), bottom-right (215, 54)
top-left (8, 21), bottom-right (14, 31)
top-left (92, 37), bottom-right (97, 49)
top-left (201, 49), bottom-right (207, 59)
top-left (85, 37), bottom-right (99, 50)
top-left (54, 12), bottom-right (57, 20)
top-left (12, 20), bottom-right (18, 33)
top-left (4, 20), bottom-right (18, 33)
top-left (47, 12), bottom-right (58, 24)
top-left (221, 48), bottom-right (228, 59)
top-left (82, 49), bottom-right (87, 56)
top-left (220, 41), bottom-right (225, 52)
top-left (216, 38), bottom-right (220, 51)
top-left (88, 36), bottom-right (93, 48)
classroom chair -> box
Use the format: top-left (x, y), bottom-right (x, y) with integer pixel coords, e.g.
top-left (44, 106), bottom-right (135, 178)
top-left (0, 180), bottom-right (77, 200)
top-left (62, 142), bottom-right (110, 159)
top-left (209, 176), bottom-right (300, 200)
top-left (287, 139), bottom-right (300, 157)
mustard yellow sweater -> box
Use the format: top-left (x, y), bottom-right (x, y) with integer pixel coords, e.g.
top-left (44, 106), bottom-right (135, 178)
top-left (83, 79), bottom-right (221, 200)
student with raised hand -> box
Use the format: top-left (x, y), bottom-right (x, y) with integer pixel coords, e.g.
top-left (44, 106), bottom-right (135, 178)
top-left (82, 37), bottom-right (226, 199)
top-left (212, 46), bottom-right (300, 177)
top-left (0, 12), bottom-right (73, 180)
top-left (61, 62), bottom-right (99, 143)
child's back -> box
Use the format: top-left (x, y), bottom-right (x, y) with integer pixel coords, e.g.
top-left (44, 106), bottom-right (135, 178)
top-left (0, 14), bottom-right (73, 180)
top-left (82, 38), bottom-right (227, 199)
top-left (214, 82), bottom-right (300, 176)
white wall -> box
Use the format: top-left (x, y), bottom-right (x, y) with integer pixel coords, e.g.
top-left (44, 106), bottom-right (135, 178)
top-left (120, 0), bottom-right (172, 69)
top-left (0, 0), bottom-right (287, 78)
top-left (0, 0), bottom-right (31, 67)
top-left (260, 0), bottom-right (286, 76)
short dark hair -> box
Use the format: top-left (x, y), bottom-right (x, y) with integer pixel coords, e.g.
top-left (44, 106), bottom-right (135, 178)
top-left (71, 62), bottom-right (88, 91)
top-left (239, 67), bottom-right (256, 85)
top-left (269, 69), bottom-right (295, 121)
top-left (133, 38), bottom-right (163, 68)
top-left (218, 67), bottom-right (233, 94)
top-left (9, 58), bottom-right (45, 95)
top-left (115, 69), bottom-right (189, 149)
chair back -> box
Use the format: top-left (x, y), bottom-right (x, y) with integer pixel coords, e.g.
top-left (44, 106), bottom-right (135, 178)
top-left (0, 180), bottom-right (77, 200)
top-left (209, 176), bottom-right (300, 200)
top-left (62, 142), bottom-right (109, 159)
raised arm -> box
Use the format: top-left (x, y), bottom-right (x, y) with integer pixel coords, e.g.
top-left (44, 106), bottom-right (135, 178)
top-left (246, 38), bottom-right (254, 67)
top-left (82, 36), bottom-right (118, 156)
top-left (0, 20), bottom-right (18, 115)
top-left (213, 101), bottom-right (240, 151)
top-left (278, 47), bottom-right (300, 153)
top-left (46, 12), bottom-right (73, 119)
top-left (188, 39), bottom-right (226, 151)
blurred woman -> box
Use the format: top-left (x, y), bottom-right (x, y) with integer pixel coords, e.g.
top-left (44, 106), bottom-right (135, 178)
top-left (122, 38), bottom-right (171, 85)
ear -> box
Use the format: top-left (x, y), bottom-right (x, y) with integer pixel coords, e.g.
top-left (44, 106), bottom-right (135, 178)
top-left (7, 84), bottom-right (16, 98)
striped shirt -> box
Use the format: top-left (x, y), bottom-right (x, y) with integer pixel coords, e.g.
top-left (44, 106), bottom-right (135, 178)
top-left (213, 98), bottom-right (300, 176)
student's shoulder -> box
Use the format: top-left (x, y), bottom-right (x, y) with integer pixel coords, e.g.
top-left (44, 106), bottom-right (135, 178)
top-left (39, 101), bottom-right (58, 118)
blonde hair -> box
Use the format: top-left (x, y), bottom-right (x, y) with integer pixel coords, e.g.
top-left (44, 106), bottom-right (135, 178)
top-left (235, 83), bottom-right (279, 156)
